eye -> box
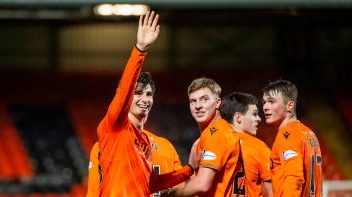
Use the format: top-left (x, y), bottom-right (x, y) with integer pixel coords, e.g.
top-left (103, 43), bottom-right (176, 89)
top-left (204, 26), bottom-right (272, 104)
top-left (135, 91), bottom-right (142, 95)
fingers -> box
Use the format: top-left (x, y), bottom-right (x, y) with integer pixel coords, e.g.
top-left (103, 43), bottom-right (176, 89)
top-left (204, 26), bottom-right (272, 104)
top-left (139, 14), bottom-right (143, 27)
top-left (155, 25), bottom-right (160, 34)
top-left (151, 14), bottom-right (159, 30)
top-left (147, 11), bottom-right (155, 26)
top-left (143, 11), bottom-right (150, 26)
top-left (141, 11), bottom-right (158, 29)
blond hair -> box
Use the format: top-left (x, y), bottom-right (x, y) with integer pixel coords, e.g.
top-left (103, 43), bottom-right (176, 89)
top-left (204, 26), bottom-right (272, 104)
top-left (187, 77), bottom-right (221, 97)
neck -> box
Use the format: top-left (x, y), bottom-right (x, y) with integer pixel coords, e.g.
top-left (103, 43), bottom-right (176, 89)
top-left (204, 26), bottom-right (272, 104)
top-left (128, 113), bottom-right (146, 131)
top-left (231, 124), bottom-right (245, 134)
top-left (198, 111), bottom-right (221, 131)
top-left (278, 113), bottom-right (297, 129)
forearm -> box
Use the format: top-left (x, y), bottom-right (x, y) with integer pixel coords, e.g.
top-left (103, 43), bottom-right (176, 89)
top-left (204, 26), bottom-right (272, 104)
top-left (106, 47), bottom-right (146, 124)
top-left (171, 179), bottom-right (205, 197)
top-left (262, 181), bottom-right (273, 197)
top-left (150, 165), bottom-right (194, 193)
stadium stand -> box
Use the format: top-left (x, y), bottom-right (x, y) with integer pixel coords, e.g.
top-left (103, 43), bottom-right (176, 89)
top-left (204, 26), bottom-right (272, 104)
top-left (0, 71), bottom-right (350, 196)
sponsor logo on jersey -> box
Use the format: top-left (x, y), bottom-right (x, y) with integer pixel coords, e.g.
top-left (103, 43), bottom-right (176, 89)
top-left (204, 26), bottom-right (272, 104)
top-left (282, 150), bottom-right (298, 161)
top-left (283, 131), bottom-right (290, 139)
top-left (201, 150), bottom-right (217, 160)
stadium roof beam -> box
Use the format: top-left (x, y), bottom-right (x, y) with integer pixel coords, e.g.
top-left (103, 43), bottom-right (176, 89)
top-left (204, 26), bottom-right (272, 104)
top-left (0, 0), bottom-right (352, 8)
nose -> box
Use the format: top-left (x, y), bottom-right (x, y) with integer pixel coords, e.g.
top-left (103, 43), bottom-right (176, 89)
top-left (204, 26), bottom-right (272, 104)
top-left (194, 101), bottom-right (203, 109)
top-left (263, 103), bottom-right (268, 112)
top-left (257, 115), bottom-right (261, 123)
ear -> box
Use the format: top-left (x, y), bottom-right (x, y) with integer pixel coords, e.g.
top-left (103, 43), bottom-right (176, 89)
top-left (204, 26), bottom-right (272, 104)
top-left (215, 97), bottom-right (221, 109)
top-left (234, 112), bottom-right (242, 124)
top-left (286, 100), bottom-right (295, 113)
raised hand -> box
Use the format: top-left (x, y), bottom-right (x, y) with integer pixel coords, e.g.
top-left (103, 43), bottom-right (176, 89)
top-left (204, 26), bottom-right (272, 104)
top-left (136, 11), bottom-right (160, 51)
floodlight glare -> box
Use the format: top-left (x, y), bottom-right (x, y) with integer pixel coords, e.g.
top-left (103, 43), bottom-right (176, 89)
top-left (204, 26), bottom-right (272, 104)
top-left (94, 4), bottom-right (149, 16)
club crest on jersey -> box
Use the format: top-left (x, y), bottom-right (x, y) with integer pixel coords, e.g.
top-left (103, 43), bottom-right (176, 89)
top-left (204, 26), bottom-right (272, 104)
top-left (210, 127), bottom-right (217, 136)
top-left (282, 150), bottom-right (298, 161)
top-left (283, 131), bottom-right (290, 139)
top-left (201, 150), bottom-right (216, 160)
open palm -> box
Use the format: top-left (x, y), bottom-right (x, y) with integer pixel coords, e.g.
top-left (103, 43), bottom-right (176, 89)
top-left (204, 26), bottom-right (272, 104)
top-left (136, 11), bottom-right (160, 51)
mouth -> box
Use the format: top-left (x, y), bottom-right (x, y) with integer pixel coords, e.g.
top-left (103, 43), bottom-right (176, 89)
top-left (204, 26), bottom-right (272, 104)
top-left (195, 111), bottom-right (205, 117)
top-left (264, 113), bottom-right (271, 119)
top-left (137, 104), bottom-right (149, 110)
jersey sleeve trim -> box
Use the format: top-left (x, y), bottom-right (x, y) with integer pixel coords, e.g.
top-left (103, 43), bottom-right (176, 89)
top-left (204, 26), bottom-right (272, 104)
top-left (199, 163), bottom-right (218, 170)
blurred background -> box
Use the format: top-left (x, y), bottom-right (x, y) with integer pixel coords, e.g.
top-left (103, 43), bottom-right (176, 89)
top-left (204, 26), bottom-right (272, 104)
top-left (0, 0), bottom-right (352, 196)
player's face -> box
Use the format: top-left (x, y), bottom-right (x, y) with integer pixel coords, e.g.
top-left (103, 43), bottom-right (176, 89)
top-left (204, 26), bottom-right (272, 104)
top-left (241, 104), bottom-right (261, 136)
top-left (130, 84), bottom-right (153, 119)
top-left (262, 90), bottom-right (287, 126)
top-left (189, 87), bottom-right (221, 127)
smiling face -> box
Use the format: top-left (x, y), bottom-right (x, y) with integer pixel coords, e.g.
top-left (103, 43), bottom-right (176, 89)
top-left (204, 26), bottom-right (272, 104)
top-left (189, 87), bottom-right (221, 129)
top-left (262, 90), bottom-right (287, 126)
top-left (129, 84), bottom-right (153, 119)
top-left (240, 104), bottom-right (261, 136)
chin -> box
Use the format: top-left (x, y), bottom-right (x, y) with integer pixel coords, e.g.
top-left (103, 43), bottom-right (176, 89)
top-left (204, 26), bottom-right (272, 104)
top-left (265, 118), bottom-right (273, 124)
top-left (137, 112), bottom-right (149, 118)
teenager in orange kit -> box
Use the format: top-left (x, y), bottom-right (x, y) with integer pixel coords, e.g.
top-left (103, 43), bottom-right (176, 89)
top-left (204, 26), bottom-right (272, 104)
top-left (262, 80), bottom-right (322, 197)
top-left (97, 11), bottom-right (197, 197)
top-left (221, 92), bottom-right (273, 197)
top-left (163, 78), bottom-right (243, 197)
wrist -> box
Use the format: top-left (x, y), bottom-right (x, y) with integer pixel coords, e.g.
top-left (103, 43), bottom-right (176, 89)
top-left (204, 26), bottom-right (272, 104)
top-left (186, 163), bottom-right (194, 175)
top-left (135, 43), bottom-right (148, 52)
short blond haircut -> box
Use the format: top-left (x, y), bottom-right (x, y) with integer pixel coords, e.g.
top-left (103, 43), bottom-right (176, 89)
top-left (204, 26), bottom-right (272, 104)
top-left (187, 77), bottom-right (221, 97)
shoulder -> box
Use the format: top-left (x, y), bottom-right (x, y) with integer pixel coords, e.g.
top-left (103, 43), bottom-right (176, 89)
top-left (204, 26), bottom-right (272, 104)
top-left (204, 119), bottom-right (233, 136)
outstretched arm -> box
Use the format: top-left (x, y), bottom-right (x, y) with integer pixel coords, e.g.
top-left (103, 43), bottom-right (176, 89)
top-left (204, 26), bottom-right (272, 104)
top-left (150, 139), bottom-right (200, 193)
top-left (162, 167), bottom-right (216, 197)
top-left (101, 11), bottom-right (160, 129)
top-left (262, 181), bottom-right (273, 197)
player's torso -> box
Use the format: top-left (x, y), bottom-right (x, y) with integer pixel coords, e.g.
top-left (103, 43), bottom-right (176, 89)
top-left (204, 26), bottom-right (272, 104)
top-left (98, 122), bottom-right (152, 197)
top-left (271, 122), bottom-right (322, 197)
top-left (198, 119), bottom-right (242, 197)
top-left (239, 133), bottom-right (270, 197)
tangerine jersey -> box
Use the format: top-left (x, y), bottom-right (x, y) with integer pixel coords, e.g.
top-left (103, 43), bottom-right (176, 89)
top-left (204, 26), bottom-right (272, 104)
top-left (144, 130), bottom-right (183, 197)
top-left (236, 132), bottom-right (271, 197)
top-left (197, 118), bottom-right (243, 197)
top-left (271, 121), bottom-right (322, 197)
top-left (86, 131), bottom-right (183, 197)
top-left (97, 48), bottom-right (192, 197)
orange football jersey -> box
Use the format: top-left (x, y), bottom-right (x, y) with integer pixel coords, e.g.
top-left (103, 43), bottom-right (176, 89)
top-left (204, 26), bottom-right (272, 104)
top-left (97, 48), bottom-right (192, 197)
top-left (271, 120), bottom-right (322, 197)
top-left (145, 130), bottom-right (183, 197)
top-left (86, 130), bottom-right (183, 197)
top-left (236, 132), bottom-right (271, 197)
top-left (197, 118), bottom-right (243, 197)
